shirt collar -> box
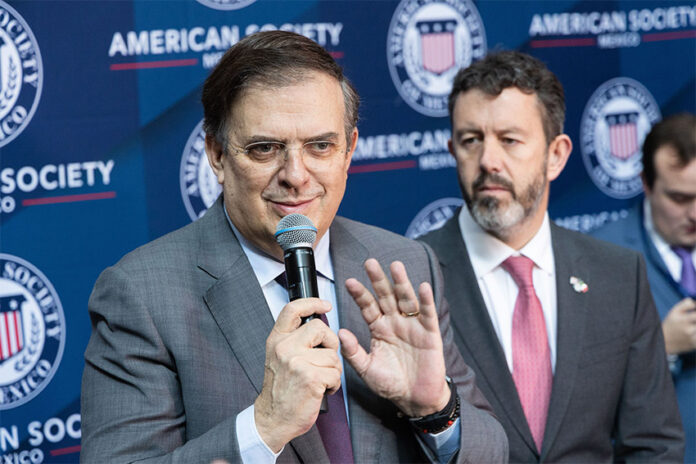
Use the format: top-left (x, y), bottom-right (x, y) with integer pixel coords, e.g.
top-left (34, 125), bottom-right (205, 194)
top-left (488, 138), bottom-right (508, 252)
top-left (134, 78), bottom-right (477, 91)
top-left (643, 198), bottom-right (673, 257)
top-left (223, 204), bottom-right (334, 287)
top-left (458, 205), bottom-right (554, 277)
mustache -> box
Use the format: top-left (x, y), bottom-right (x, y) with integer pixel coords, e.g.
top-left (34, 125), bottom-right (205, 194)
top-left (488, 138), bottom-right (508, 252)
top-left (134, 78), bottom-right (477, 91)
top-left (472, 173), bottom-right (515, 196)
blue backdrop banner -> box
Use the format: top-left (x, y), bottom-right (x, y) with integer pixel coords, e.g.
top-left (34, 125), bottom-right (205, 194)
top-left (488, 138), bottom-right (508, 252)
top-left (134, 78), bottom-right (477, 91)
top-left (0, 1), bottom-right (693, 461)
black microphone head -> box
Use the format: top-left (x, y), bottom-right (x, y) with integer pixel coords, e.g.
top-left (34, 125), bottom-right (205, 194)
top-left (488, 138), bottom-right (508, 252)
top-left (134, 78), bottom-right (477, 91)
top-left (275, 214), bottom-right (318, 251)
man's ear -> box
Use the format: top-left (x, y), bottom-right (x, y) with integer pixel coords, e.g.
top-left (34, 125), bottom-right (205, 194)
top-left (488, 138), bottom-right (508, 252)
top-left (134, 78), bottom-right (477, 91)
top-left (344, 127), bottom-right (359, 171)
top-left (641, 172), bottom-right (652, 195)
top-left (547, 134), bottom-right (572, 182)
top-left (205, 134), bottom-right (225, 185)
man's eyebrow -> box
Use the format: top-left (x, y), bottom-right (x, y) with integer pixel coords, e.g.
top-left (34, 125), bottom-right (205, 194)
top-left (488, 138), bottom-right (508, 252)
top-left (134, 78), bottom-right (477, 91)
top-left (453, 127), bottom-right (482, 138)
top-left (238, 132), bottom-right (341, 144)
top-left (495, 125), bottom-right (529, 135)
top-left (664, 188), bottom-right (696, 199)
top-left (305, 132), bottom-right (340, 142)
top-left (239, 135), bottom-right (286, 145)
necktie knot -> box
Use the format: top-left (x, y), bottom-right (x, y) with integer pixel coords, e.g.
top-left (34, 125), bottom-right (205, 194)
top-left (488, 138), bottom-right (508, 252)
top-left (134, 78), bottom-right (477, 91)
top-left (275, 272), bottom-right (288, 290)
top-left (502, 255), bottom-right (536, 292)
top-left (672, 246), bottom-right (694, 261)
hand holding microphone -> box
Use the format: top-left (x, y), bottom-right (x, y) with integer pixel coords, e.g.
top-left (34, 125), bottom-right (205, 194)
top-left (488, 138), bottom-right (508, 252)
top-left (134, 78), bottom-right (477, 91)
top-left (275, 214), bottom-right (330, 411)
top-left (252, 214), bottom-right (339, 451)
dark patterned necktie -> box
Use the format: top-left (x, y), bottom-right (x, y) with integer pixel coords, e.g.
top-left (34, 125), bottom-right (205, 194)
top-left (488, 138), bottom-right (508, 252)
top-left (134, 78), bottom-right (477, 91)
top-left (275, 272), bottom-right (354, 463)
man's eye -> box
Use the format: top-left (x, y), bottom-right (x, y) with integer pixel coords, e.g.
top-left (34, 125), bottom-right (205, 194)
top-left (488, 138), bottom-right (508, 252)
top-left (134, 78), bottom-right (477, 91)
top-left (668, 194), bottom-right (693, 204)
top-left (246, 143), bottom-right (282, 160)
top-left (461, 137), bottom-right (479, 146)
top-left (306, 141), bottom-right (335, 154)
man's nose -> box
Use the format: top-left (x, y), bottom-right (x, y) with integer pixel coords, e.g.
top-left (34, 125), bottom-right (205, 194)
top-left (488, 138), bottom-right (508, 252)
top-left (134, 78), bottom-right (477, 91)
top-left (479, 140), bottom-right (504, 173)
top-left (687, 198), bottom-right (696, 221)
top-left (277, 148), bottom-right (310, 186)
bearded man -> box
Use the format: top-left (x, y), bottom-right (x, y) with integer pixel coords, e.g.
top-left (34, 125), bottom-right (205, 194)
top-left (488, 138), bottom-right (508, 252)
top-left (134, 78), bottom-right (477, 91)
top-left (420, 51), bottom-right (684, 463)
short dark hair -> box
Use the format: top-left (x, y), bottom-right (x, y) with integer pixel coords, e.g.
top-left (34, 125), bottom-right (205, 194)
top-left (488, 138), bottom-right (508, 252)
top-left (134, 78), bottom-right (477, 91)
top-left (448, 51), bottom-right (565, 143)
top-left (642, 113), bottom-right (696, 189)
top-left (202, 31), bottom-right (359, 144)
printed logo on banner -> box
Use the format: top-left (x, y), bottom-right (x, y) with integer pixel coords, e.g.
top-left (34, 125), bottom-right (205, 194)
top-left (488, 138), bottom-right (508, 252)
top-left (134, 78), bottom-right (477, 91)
top-left (0, 254), bottom-right (65, 410)
top-left (580, 77), bottom-right (661, 199)
top-left (405, 197), bottom-right (464, 238)
top-left (195, 0), bottom-right (256, 10)
top-left (528, 5), bottom-right (696, 49)
top-left (180, 120), bottom-right (221, 221)
top-left (0, 2), bottom-right (42, 147)
top-left (387, 0), bottom-right (486, 117)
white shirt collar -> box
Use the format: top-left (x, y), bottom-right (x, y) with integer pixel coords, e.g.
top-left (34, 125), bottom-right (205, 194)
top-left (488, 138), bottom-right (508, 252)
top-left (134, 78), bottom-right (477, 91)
top-left (458, 205), bottom-right (554, 277)
top-left (642, 198), bottom-right (690, 282)
top-left (223, 204), bottom-right (334, 287)
top-left (643, 198), bottom-right (673, 256)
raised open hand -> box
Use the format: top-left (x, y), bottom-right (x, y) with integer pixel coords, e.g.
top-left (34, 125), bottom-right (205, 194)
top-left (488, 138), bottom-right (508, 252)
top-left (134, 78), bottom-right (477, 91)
top-left (338, 258), bottom-right (450, 417)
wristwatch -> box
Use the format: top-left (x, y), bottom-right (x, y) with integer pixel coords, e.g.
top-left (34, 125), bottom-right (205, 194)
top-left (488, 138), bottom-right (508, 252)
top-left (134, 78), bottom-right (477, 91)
top-left (404, 377), bottom-right (461, 434)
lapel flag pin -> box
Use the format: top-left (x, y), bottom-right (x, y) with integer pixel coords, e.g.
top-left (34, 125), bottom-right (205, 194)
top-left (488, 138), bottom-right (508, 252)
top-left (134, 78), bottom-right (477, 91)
top-left (570, 276), bottom-right (589, 293)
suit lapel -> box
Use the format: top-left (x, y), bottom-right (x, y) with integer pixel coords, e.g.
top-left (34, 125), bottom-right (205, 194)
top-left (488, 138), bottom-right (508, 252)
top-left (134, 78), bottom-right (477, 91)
top-left (433, 218), bottom-right (539, 454)
top-left (199, 199), bottom-right (327, 463)
top-left (540, 225), bottom-right (590, 459)
top-left (329, 219), bottom-right (380, 463)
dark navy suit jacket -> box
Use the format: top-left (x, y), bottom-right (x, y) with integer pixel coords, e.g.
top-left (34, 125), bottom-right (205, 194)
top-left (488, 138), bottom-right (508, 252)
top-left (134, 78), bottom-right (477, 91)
top-left (593, 201), bottom-right (695, 463)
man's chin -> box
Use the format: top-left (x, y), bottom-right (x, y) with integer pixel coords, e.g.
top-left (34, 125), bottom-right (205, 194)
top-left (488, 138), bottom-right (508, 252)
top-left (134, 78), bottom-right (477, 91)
top-left (471, 202), bottom-right (524, 234)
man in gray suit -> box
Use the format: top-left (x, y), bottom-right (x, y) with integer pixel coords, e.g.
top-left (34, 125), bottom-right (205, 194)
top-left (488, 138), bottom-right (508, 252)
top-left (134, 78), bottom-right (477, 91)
top-left (80, 31), bottom-right (507, 463)
top-left (420, 51), bottom-right (684, 462)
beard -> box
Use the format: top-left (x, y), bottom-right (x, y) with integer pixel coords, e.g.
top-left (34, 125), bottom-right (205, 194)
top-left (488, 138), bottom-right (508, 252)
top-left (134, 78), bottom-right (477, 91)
top-left (462, 166), bottom-right (547, 239)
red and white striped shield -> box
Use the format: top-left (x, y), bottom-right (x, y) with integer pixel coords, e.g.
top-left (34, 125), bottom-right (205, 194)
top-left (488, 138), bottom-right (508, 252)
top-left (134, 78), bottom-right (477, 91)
top-left (418, 20), bottom-right (457, 75)
top-left (0, 295), bottom-right (26, 363)
top-left (606, 112), bottom-right (640, 160)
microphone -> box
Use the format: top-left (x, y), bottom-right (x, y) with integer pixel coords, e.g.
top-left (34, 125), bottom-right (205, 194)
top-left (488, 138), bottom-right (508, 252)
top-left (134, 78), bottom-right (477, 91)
top-left (275, 214), bottom-right (321, 322)
top-left (274, 213), bottom-right (328, 412)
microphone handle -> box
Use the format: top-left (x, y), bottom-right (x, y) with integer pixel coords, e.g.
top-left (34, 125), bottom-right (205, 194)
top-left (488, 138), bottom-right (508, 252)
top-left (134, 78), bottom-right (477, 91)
top-left (283, 247), bottom-right (329, 413)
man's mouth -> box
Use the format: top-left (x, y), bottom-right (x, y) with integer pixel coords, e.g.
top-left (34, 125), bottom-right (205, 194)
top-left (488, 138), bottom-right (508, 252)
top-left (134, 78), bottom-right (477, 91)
top-left (270, 198), bottom-right (316, 215)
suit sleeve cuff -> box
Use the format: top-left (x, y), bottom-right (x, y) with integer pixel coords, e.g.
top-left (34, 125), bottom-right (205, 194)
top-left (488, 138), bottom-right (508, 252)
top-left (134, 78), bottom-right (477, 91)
top-left (236, 404), bottom-right (283, 464)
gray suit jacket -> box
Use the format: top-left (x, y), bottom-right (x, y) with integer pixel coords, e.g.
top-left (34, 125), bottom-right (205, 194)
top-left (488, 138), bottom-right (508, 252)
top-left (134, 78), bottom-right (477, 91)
top-left (81, 199), bottom-right (507, 463)
top-left (420, 214), bottom-right (684, 463)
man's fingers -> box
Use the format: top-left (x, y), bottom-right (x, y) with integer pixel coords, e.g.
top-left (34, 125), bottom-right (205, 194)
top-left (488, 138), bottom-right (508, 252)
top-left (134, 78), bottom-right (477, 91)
top-left (338, 328), bottom-right (370, 377)
top-left (345, 277), bottom-right (383, 324)
top-left (390, 261), bottom-right (421, 317)
top-left (303, 347), bottom-right (342, 371)
top-left (297, 318), bottom-right (340, 350)
top-left (364, 258), bottom-right (398, 315)
top-left (274, 298), bottom-right (331, 333)
top-left (418, 282), bottom-right (439, 330)
top-left (674, 298), bottom-right (696, 313)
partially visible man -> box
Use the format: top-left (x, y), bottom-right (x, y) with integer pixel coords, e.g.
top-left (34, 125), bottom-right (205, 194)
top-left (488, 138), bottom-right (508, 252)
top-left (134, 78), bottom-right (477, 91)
top-left (592, 113), bottom-right (696, 463)
top-left (80, 31), bottom-right (507, 463)
top-left (420, 51), bottom-right (684, 462)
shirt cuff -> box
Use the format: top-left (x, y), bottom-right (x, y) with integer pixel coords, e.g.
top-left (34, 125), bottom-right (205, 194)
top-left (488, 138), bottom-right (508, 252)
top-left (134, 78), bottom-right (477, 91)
top-left (667, 353), bottom-right (681, 375)
top-left (418, 417), bottom-right (461, 463)
top-left (236, 404), bottom-right (283, 464)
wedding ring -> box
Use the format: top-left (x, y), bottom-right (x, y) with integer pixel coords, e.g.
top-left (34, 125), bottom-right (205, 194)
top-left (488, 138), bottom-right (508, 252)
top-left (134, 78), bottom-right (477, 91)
top-left (402, 310), bottom-right (420, 317)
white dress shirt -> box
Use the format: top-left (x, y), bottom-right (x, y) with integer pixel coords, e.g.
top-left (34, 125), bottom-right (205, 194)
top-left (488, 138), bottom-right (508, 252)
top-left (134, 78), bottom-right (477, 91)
top-left (458, 206), bottom-right (558, 373)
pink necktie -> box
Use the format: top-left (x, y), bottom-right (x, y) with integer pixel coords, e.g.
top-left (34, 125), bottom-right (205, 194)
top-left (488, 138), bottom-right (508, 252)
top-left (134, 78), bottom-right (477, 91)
top-left (502, 256), bottom-right (552, 452)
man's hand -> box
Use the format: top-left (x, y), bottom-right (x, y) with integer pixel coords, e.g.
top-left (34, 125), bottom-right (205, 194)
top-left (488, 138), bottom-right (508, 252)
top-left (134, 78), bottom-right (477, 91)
top-left (338, 258), bottom-right (450, 418)
top-left (662, 297), bottom-right (696, 355)
top-left (254, 298), bottom-right (341, 452)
